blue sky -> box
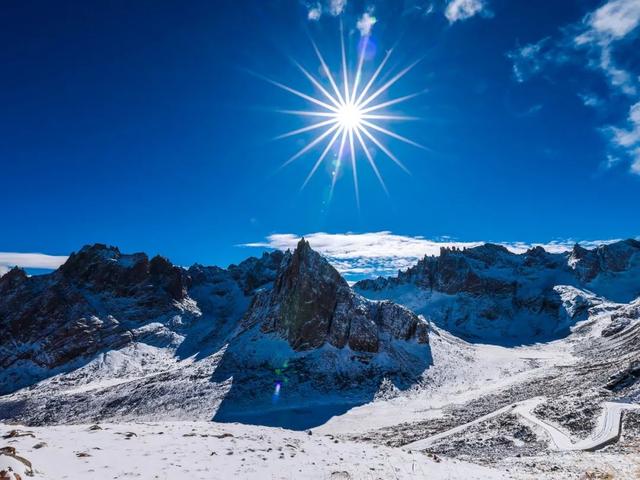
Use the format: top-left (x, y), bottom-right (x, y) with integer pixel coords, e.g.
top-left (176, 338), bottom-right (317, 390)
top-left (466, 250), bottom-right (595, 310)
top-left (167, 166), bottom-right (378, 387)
top-left (1, 0), bottom-right (639, 276)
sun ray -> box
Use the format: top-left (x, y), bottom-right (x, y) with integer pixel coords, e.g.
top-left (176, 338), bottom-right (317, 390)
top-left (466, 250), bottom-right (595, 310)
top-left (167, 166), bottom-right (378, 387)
top-left (351, 35), bottom-right (369, 107)
top-left (281, 122), bottom-right (342, 168)
top-left (274, 118), bottom-right (338, 140)
top-left (309, 38), bottom-right (345, 106)
top-left (331, 128), bottom-right (349, 196)
top-left (357, 59), bottom-right (421, 110)
top-left (348, 128), bottom-right (360, 208)
top-left (359, 124), bottom-right (410, 174)
top-left (354, 127), bottom-right (388, 195)
top-left (354, 47), bottom-right (394, 107)
top-left (362, 120), bottom-right (428, 150)
top-left (360, 113), bottom-right (420, 121)
top-left (251, 71), bottom-right (339, 112)
top-left (292, 59), bottom-right (342, 109)
top-left (275, 109), bottom-right (336, 117)
top-left (359, 90), bottom-right (426, 114)
top-left (340, 20), bottom-right (350, 105)
top-left (360, 119), bottom-right (427, 149)
top-left (301, 126), bottom-right (344, 190)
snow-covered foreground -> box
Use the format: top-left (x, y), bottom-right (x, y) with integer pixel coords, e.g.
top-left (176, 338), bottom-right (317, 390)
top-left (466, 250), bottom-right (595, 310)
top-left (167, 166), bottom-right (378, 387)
top-left (317, 325), bottom-right (576, 436)
top-left (0, 421), bottom-right (510, 479)
top-left (1, 241), bottom-right (639, 479)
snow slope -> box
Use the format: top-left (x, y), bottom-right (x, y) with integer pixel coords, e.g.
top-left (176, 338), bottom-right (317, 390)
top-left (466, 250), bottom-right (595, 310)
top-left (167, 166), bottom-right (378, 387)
top-left (0, 421), bottom-right (510, 480)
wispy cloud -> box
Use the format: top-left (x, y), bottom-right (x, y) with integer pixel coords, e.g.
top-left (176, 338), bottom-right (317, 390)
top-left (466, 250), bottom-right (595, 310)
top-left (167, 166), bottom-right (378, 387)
top-left (507, 0), bottom-right (640, 94)
top-left (579, 92), bottom-right (603, 108)
top-left (244, 232), bottom-right (621, 280)
top-left (507, 0), bottom-right (640, 176)
top-left (444, 0), bottom-right (489, 23)
top-left (304, 0), bottom-right (346, 21)
top-left (609, 101), bottom-right (640, 147)
top-left (0, 252), bottom-right (68, 276)
top-left (329, 0), bottom-right (347, 16)
top-left (574, 0), bottom-right (640, 96)
top-left (605, 100), bottom-right (640, 175)
top-left (507, 37), bottom-right (560, 83)
top-left (307, 3), bottom-right (322, 21)
top-left (356, 9), bottom-right (377, 37)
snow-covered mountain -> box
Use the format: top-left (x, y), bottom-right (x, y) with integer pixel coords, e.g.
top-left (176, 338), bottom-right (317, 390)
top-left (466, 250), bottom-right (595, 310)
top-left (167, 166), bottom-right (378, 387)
top-left (355, 240), bottom-right (640, 344)
top-left (1, 239), bottom-right (640, 478)
top-left (0, 239), bottom-right (429, 428)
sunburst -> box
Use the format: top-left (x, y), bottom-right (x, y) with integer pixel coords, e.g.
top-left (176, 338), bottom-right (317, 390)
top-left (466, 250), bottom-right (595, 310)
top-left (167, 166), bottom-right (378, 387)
top-left (261, 22), bottom-right (425, 206)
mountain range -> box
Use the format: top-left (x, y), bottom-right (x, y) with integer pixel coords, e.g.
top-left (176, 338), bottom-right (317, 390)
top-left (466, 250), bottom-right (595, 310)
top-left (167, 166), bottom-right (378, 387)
top-left (0, 237), bottom-right (639, 472)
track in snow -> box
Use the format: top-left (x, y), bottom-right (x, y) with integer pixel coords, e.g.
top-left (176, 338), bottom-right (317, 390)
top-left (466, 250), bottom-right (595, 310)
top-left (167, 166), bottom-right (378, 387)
top-left (404, 397), bottom-right (639, 452)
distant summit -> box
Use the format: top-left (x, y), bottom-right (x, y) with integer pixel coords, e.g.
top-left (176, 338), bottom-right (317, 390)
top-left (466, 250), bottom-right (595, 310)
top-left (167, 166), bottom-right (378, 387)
top-left (355, 239), bottom-right (640, 344)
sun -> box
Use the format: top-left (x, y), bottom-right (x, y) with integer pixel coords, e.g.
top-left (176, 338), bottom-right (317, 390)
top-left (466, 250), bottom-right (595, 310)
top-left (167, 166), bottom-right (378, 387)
top-left (255, 20), bottom-right (425, 206)
top-left (337, 102), bottom-right (362, 130)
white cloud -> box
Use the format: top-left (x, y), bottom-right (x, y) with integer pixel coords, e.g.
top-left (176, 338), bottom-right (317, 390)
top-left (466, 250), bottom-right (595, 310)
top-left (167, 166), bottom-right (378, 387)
top-left (607, 101), bottom-right (640, 175)
top-left (329, 0), bottom-right (347, 16)
top-left (574, 0), bottom-right (640, 96)
top-left (610, 101), bottom-right (640, 147)
top-left (445, 0), bottom-right (487, 23)
top-left (356, 10), bottom-right (377, 37)
top-left (304, 0), bottom-right (346, 21)
top-left (244, 232), bottom-right (621, 280)
top-left (579, 92), bottom-right (603, 107)
top-left (508, 0), bottom-right (640, 95)
top-left (602, 153), bottom-right (622, 170)
top-left (507, 37), bottom-right (556, 83)
top-left (577, 0), bottom-right (640, 43)
top-left (0, 252), bottom-right (68, 276)
top-left (632, 148), bottom-right (640, 173)
top-left (508, 0), bottom-right (640, 175)
top-left (308, 5), bottom-right (322, 21)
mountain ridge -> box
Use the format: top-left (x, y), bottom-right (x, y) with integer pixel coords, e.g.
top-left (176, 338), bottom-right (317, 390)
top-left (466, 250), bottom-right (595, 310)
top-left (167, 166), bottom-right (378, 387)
top-left (0, 238), bottom-right (431, 428)
top-left (354, 239), bottom-right (640, 344)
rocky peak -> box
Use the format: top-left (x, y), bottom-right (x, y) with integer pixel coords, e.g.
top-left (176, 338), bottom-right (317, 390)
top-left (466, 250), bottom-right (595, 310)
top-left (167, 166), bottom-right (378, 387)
top-left (277, 237), bottom-right (348, 291)
top-left (149, 255), bottom-right (189, 300)
top-left (569, 239), bottom-right (640, 283)
top-left (244, 239), bottom-right (428, 352)
top-left (0, 267), bottom-right (28, 293)
top-left (59, 243), bottom-right (143, 282)
top-left (56, 244), bottom-right (190, 300)
top-left (227, 250), bottom-right (284, 294)
top-left (526, 245), bottom-right (546, 256)
top-left (259, 237), bottom-right (349, 350)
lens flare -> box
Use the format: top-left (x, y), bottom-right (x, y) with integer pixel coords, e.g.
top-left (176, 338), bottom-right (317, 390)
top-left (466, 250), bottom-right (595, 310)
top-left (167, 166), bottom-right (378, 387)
top-left (257, 21), bottom-right (426, 206)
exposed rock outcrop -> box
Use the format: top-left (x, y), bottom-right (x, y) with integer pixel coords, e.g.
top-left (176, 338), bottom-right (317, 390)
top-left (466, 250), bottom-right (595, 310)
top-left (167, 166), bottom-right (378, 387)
top-left (355, 239), bottom-right (640, 344)
top-left (569, 239), bottom-right (640, 283)
top-left (244, 239), bottom-right (428, 352)
top-left (0, 244), bottom-right (283, 395)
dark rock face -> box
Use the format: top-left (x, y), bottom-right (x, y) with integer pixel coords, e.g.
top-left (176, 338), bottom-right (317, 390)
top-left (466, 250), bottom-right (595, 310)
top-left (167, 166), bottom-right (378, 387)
top-left (0, 267), bottom-right (28, 293)
top-left (569, 239), bottom-right (640, 283)
top-left (0, 240), bottom-right (426, 399)
top-left (244, 239), bottom-right (429, 352)
top-left (605, 361), bottom-right (640, 391)
top-left (356, 243), bottom-right (561, 296)
top-left (227, 251), bottom-right (285, 294)
top-left (354, 239), bottom-right (640, 344)
top-left (0, 244), bottom-right (283, 395)
top-left (357, 240), bottom-right (640, 297)
top-left (267, 239), bottom-right (347, 350)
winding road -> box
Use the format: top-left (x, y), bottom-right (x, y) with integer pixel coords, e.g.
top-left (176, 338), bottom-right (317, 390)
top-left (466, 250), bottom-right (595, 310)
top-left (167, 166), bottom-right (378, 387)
top-left (405, 397), bottom-right (639, 452)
